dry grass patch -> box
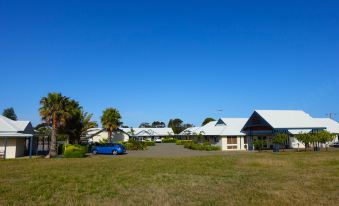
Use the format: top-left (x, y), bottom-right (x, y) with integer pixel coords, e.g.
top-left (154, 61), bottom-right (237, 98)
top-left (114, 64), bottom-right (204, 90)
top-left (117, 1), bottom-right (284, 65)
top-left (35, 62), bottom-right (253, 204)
top-left (0, 151), bottom-right (338, 206)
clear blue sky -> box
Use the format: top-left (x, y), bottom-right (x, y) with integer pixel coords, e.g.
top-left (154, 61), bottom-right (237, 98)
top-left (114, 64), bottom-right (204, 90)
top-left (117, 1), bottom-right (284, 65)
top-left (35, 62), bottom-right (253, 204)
top-left (1, 0), bottom-right (339, 127)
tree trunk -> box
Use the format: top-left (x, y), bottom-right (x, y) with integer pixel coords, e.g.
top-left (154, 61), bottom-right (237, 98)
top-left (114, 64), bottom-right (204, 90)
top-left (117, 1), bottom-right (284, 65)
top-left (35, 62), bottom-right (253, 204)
top-left (48, 114), bottom-right (58, 158)
top-left (42, 136), bottom-right (45, 152)
top-left (108, 130), bottom-right (112, 143)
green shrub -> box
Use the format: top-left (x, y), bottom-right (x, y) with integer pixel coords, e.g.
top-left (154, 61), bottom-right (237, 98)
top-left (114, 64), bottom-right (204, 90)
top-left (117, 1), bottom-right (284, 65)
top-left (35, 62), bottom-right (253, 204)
top-left (253, 140), bottom-right (265, 152)
top-left (57, 144), bottom-right (65, 155)
top-left (144, 141), bottom-right (155, 146)
top-left (162, 138), bottom-right (176, 143)
top-left (176, 140), bottom-right (193, 145)
top-left (64, 144), bottom-right (87, 158)
top-left (183, 142), bottom-right (221, 151)
top-left (123, 139), bottom-right (148, 150)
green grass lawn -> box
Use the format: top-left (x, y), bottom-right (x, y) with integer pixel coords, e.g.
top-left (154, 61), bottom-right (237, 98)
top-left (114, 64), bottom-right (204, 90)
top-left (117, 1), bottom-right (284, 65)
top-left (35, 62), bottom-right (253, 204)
top-left (1, 151), bottom-right (338, 206)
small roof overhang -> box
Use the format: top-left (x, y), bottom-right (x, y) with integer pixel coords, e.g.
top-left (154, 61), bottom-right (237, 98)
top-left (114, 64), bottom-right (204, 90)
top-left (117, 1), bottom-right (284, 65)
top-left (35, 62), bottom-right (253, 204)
top-left (0, 133), bottom-right (33, 137)
top-left (288, 129), bottom-right (312, 135)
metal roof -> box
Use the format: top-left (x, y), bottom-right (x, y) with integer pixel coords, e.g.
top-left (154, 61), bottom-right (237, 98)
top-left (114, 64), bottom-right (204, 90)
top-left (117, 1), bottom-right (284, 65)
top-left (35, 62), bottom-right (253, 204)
top-left (0, 115), bottom-right (34, 137)
top-left (184, 118), bottom-right (248, 136)
top-left (314, 118), bottom-right (339, 134)
top-left (254, 110), bottom-right (324, 129)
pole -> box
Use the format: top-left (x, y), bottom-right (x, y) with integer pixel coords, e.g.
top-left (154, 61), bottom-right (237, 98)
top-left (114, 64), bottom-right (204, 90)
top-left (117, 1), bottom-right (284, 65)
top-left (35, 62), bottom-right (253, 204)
top-left (29, 136), bottom-right (33, 159)
top-left (4, 137), bottom-right (7, 159)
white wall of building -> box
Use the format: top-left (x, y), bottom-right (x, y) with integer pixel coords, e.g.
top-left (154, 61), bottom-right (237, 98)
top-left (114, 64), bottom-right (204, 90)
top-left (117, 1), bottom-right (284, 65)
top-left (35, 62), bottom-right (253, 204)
top-left (0, 138), bottom-right (24, 159)
top-left (91, 131), bottom-right (129, 143)
top-left (220, 136), bottom-right (247, 151)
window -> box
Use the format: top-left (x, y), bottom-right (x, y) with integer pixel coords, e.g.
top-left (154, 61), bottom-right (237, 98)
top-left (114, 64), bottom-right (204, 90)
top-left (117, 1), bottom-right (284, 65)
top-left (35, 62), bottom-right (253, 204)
top-left (227, 146), bottom-right (237, 149)
top-left (227, 137), bottom-right (237, 144)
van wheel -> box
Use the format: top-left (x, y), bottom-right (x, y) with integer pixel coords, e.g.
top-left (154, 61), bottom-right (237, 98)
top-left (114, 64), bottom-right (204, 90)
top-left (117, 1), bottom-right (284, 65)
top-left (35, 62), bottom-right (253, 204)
top-left (112, 150), bottom-right (118, 155)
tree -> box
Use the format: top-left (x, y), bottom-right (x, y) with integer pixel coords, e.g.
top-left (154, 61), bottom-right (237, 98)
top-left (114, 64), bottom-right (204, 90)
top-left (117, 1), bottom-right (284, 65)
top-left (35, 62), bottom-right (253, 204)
top-left (35, 123), bottom-right (52, 152)
top-left (39, 93), bottom-right (71, 158)
top-left (202, 117), bottom-right (215, 126)
top-left (168, 118), bottom-right (184, 134)
top-left (273, 133), bottom-right (288, 152)
top-left (101, 108), bottom-right (123, 142)
top-left (315, 131), bottom-right (335, 151)
top-left (2, 107), bottom-right (17, 120)
top-left (295, 133), bottom-right (313, 151)
top-left (253, 139), bottom-right (265, 152)
top-left (139, 122), bottom-right (151, 128)
top-left (151, 121), bottom-right (166, 128)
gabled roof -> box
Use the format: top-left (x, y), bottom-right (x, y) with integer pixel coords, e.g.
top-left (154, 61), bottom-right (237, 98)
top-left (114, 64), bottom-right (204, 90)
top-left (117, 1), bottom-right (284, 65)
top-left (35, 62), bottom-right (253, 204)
top-left (119, 127), bottom-right (174, 136)
top-left (0, 115), bottom-right (34, 137)
top-left (253, 110), bottom-right (324, 129)
top-left (179, 127), bottom-right (200, 135)
top-left (314, 118), bottom-right (339, 134)
top-left (188, 118), bottom-right (248, 136)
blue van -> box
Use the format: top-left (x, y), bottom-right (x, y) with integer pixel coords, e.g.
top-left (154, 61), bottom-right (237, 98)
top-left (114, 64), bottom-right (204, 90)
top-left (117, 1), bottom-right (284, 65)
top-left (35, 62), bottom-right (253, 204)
top-left (91, 143), bottom-right (126, 155)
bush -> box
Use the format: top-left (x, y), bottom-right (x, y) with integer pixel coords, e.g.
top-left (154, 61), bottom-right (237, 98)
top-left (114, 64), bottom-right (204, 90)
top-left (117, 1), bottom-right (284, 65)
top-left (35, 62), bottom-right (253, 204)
top-left (183, 142), bottom-right (221, 151)
top-left (64, 144), bottom-right (87, 158)
top-left (253, 140), bottom-right (265, 152)
top-left (176, 140), bottom-right (193, 145)
top-left (57, 144), bottom-right (65, 155)
top-left (123, 139), bottom-right (148, 150)
top-left (144, 141), bottom-right (155, 146)
top-left (162, 138), bottom-right (176, 143)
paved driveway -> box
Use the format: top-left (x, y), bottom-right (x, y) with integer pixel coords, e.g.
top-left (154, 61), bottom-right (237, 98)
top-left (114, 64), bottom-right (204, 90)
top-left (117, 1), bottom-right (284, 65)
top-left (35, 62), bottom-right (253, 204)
top-left (125, 143), bottom-right (223, 157)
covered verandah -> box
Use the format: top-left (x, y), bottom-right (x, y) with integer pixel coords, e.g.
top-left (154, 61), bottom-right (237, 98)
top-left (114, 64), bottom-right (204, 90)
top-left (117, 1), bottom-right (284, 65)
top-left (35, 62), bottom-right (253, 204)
top-left (0, 133), bottom-right (34, 159)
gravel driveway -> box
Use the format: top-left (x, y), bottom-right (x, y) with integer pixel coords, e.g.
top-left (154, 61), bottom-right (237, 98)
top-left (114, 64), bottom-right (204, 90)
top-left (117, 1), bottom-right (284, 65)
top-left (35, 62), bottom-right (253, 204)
top-left (125, 143), bottom-right (224, 157)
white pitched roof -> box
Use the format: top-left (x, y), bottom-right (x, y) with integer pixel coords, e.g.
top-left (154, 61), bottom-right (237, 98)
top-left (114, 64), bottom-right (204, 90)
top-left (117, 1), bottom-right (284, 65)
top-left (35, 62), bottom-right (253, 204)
top-left (0, 115), bottom-right (33, 137)
top-left (255, 110), bottom-right (324, 129)
top-left (191, 118), bottom-right (248, 136)
top-left (120, 127), bottom-right (174, 136)
top-left (179, 127), bottom-right (200, 135)
top-left (314, 118), bottom-right (339, 134)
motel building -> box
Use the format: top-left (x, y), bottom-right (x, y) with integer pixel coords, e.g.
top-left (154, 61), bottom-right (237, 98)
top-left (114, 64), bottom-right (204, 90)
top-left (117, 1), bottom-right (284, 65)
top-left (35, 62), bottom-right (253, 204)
top-left (179, 118), bottom-right (249, 151)
top-left (180, 110), bottom-right (339, 151)
top-left (242, 110), bottom-right (339, 150)
top-left (85, 127), bottom-right (174, 143)
top-left (0, 115), bottom-right (35, 159)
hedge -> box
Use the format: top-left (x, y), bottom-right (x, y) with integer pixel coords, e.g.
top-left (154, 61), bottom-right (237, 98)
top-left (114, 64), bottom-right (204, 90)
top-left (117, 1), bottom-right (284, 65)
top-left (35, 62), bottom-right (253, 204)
top-left (144, 141), bottom-right (156, 146)
top-left (176, 140), bottom-right (193, 145)
top-left (64, 144), bottom-right (87, 158)
top-left (183, 142), bottom-right (221, 151)
top-left (162, 138), bottom-right (176, 143)
top-left (121, 140), bottom-right (148, 150)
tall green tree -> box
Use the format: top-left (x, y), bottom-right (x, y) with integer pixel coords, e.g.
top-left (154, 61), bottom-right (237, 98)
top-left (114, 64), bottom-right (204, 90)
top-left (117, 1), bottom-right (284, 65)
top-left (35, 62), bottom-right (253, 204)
top-left (295, 133), bottom-right (313, 151)
top-left (39, 93), bottom-right (71, 158)
top-left (101, 108), bottom-right (123, 142)
top-left (315, 131), bottom-right (335, 151)
top-left (2, 107), bottom-right (17, 120)
top-left (273, 133), bottom-right (288, 152)
top-left (202, 117), bottom-right (215, 126)
top-left (58, 100), bottom-right (97, 144)
top-left (151, 121), bottom-right (166, 128)
top-left (168, 118), bottom-right (184, 134)
top-left (139, 122), bottom-right (151, 128)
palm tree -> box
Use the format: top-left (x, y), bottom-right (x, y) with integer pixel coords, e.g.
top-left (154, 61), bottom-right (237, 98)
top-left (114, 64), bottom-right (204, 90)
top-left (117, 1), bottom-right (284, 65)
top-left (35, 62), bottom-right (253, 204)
top-left (101, 108), bottom-right (123, 142)
top-left (39, 93), bottom-right (70, 158)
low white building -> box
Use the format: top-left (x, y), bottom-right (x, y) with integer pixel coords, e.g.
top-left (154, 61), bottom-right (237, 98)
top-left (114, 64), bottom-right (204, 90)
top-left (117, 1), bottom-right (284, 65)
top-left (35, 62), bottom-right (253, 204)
top-left (180, 110), bottom-right (339, 151)
top-left (180, 118), bottom-right (249, 151)
top-left (0, 115), bottom-right (35, 159)
top-left (85, 128), bottom-right (129, 143)
top-left (121, 127), bottom-right (174, 141)
top-left (242, 110), bottom-right (339, 150)
top-left (85, 127), bottom-right (174, 143)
